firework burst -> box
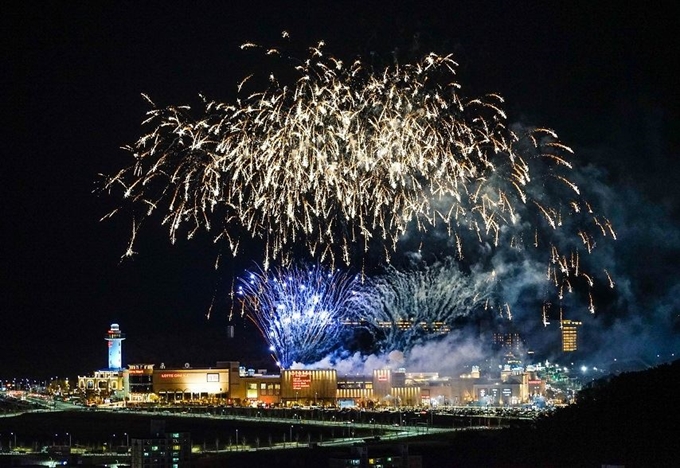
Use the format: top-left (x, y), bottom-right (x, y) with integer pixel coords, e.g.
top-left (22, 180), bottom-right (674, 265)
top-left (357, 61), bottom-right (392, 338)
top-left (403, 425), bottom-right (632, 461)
top-left (104, 35), bottom-right (614, 307)
top-left (353, 259), bottom-right (496, 353)
top-left (235, 264), bottom-right (361, 368)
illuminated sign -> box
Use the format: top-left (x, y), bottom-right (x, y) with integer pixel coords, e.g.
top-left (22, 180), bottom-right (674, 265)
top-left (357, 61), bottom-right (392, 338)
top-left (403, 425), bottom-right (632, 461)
top-left (159, 373), bottom-right (185, 379)
top-left (128, 369), bottom-right (144, 375)
top-left (207, 373), bottom-right (219, 382)
top-left (292, 371), bottom-right (311, 389)
top-left (377, 375), bottom-right (388, 382)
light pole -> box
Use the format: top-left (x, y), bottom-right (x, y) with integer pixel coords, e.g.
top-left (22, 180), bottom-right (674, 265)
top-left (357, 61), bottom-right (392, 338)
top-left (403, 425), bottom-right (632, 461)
top-left (235, 429), bottom-right (238, 449)
top-left (289, 425), bottom-right (293, 446)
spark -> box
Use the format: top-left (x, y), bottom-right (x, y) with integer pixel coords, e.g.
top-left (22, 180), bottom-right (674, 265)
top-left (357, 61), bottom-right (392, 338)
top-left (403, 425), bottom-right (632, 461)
top-left (542, 303), bottom-right (551, 327)
top-left (604, 269), bottom-right (615, 289)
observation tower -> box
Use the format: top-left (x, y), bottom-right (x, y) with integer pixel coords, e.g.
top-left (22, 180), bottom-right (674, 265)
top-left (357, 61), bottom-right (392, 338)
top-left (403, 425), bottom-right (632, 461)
top-left (105, 323), bottom-right (126, 370)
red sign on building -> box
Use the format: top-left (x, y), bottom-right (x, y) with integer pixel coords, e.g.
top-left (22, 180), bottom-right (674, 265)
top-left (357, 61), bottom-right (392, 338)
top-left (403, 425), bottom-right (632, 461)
top-left (292, 371), bottom-right (311, 389)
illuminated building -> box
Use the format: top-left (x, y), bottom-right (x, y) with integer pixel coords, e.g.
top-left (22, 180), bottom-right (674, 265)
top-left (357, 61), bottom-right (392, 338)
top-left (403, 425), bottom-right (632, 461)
top-left (130, 421), bottom-right (190, 468)
top-left (375, 319), bottom-right (451, 334)
top-left (76, 321), bottom-right (547, 408)
top-left (344, 319), bottom-right (450, 335)
top-left (152, 363), bottom-right (230, 402)
top-left (561, 319), bottom-right (582, 352)
top-left (372, 369), bottom-right (400, 402)
top-left (230, 365), bottom-right (281, 406)
top-left (528, 377), bottom-right (546, 397)
top-left (329, 445), bottom-right (422, 468)
top-left (281, 369), bottom-right (337, 406)
top-left (492, 331), bottom-right (525, 353)
top-left (77, 324), bottom-right (127, 403)
top-left (337, 376), bottom-right (373, 407)
top-left (77, 370), bottom-right (126, 402)
top-left (473, 376), bottom-right (527, 406)
top-left (373, 369), bottom-right (420, 406)
top-left (128, 364), bottom-right (154, 404)
top-left (105, 323), bottom-right (126, 370)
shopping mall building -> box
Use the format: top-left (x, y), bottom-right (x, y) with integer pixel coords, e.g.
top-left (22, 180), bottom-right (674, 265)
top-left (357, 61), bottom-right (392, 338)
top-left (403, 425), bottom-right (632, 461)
top-left (77, 324), bottom-right (545, 407)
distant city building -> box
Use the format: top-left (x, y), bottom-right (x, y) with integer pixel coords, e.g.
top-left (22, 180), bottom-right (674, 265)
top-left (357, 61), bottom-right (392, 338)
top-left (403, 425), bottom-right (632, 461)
top-left (492, 331), bottom-right (525, 352)
top-left (329, 444), bottom-right (422, 468)
top-left (342, 318), bottom-right (450, 334)
top-left (130, 420), bottom-right (191, 468)
top-left (561, 319), bottom-right (582, 352)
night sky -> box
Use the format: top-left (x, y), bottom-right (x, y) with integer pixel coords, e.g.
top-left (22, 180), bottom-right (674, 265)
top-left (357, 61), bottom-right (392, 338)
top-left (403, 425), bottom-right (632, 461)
top-left (2, 1), bottom-right (679, 379)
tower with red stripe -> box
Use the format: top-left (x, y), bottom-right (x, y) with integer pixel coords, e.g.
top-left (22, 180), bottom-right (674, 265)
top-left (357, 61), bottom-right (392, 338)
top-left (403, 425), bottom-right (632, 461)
top-left (105, 323), bottom-right (126, 370)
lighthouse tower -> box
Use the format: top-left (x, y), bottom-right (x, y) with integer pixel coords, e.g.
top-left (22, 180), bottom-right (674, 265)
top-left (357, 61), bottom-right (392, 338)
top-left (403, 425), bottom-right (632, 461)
top-left (105, 323), bottom-right (126, 370)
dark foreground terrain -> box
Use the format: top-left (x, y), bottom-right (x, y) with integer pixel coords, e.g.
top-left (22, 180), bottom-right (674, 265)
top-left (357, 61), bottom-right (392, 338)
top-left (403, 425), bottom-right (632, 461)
top-left (195, 360), bottom-right (679, 467)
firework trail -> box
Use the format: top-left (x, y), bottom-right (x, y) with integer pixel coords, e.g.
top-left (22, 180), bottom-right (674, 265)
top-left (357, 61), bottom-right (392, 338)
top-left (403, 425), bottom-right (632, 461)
top-left (354, 259), bottom-right (495, 353)
top-left (104, 34), bottom-right (614, 304)
top-left (235, 264), bottom-right (361, 368)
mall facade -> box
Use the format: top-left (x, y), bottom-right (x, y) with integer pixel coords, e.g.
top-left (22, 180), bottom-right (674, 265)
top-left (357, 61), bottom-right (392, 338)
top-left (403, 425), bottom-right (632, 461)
top-left (77, 324), bottom-right (546, 407)
top-left (78, 362), bottom-right (543, 407)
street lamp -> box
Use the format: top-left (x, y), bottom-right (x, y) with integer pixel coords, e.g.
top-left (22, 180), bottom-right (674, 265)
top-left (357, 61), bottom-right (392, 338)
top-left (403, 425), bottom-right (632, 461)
top-left (289, 425), bottom-right (293, 446)
top-left (235, 429), bottom-right (238, 448)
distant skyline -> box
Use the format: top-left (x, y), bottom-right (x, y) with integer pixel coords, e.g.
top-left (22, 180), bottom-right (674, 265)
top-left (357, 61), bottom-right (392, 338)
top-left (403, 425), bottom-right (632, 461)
top-left (2, 2), bottom-right (678, 378)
